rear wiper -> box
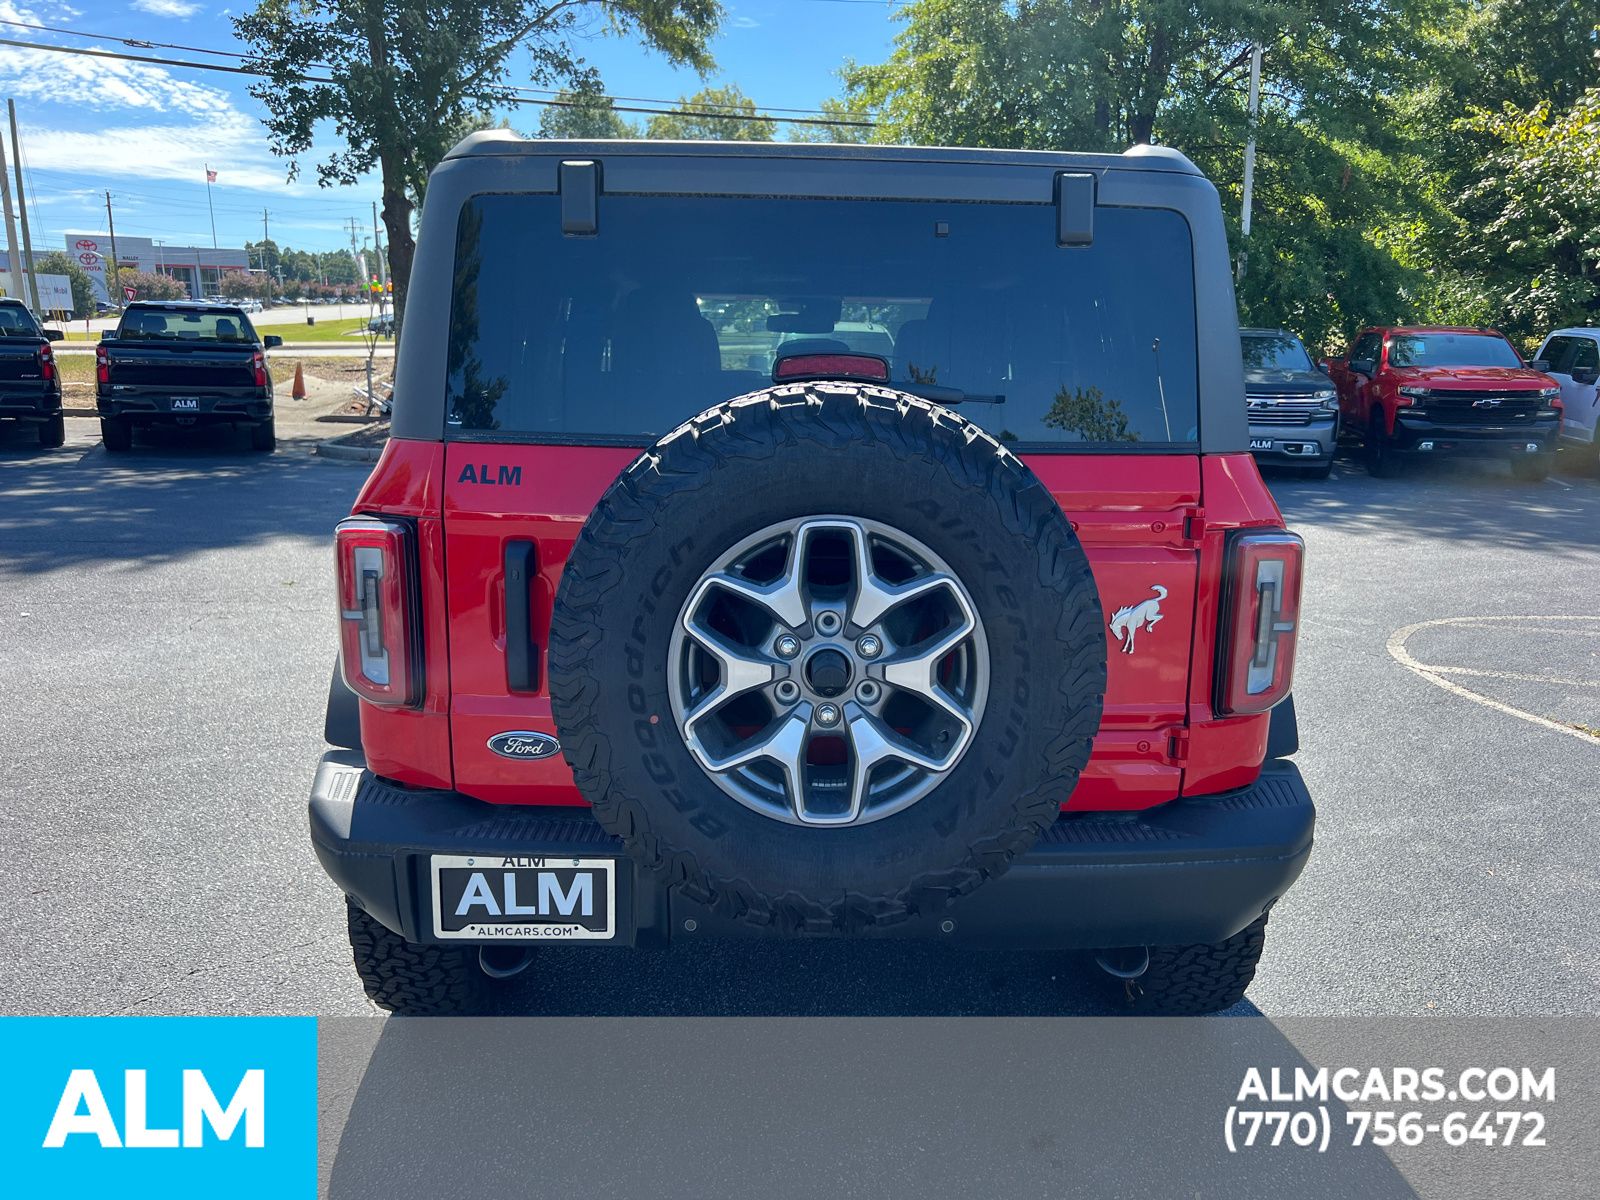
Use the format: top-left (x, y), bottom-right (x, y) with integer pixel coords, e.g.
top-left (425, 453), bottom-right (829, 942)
top-left (896, 382), bottom-right (1006, 406)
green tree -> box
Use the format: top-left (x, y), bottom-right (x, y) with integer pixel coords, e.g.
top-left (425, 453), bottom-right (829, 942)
top-left (32, 251), bottom-right (96, 318)
top-left (787, 96), bottom-right (873, 144)
top-left (244, 237), bottom-right (281, 277)
top-left (847, 0), bottom-right (1432, 348)
top-left (234, 0), bottom-right (721, 326)
top-left (220, 272), bottom-right (275, 300)
top-left (645, 85), bottom-right (775, 141)
top-left (1444, 89), bottom-right (1600, 338)
top-left (119, 270), bottom-right (189, 302)
top-left (538, 87), bottom-right (637, 138)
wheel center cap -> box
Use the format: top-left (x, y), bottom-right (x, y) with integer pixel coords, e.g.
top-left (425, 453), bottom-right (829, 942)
top-left (804, 647), bottom-right (853, 697)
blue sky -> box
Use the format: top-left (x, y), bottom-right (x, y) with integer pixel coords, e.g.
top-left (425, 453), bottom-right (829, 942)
top-left (0, 0), bottom-right (900, 256)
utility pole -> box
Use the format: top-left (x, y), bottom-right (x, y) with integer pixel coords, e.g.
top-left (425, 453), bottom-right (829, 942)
top-left (1237, 42), bottom-right (1263, 282)
top-left (8, 100), bottom-right (36, 308)
top-left (105, 192), bottom-right (122, 304)
top-left (0, 120), bottom-right (23, 304)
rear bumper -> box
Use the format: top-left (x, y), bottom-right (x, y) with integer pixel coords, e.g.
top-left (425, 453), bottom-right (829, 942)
top-left (310, 750), bottom-right (1315, 950)
top-left (98, 392), bottom-right (272, 423)
top-left (0, 391), bottom-right (61, 420)
top-left (1389, 413), bottom-right (1559, 456)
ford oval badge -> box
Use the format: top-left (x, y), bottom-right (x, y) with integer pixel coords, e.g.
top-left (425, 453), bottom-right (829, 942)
top-left (487, 731), bottom-right (562, 760)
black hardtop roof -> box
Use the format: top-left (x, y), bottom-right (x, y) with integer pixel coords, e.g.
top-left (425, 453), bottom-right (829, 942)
top-left (444, 132), bottom-right (1201, 177)
top-left (123, 300), bottom-right (246, 313)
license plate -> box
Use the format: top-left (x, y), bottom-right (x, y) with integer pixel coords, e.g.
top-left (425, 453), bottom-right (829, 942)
top-left (1249, 438), bottom-right (1273, 450)
top-left (430, 855), bottom-right (616, 941)
top-left (171, 398), bottom-right (200, 410)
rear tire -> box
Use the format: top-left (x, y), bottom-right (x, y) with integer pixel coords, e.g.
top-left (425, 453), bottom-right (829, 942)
top-left (101, 417), bottom-right (132, 453)
top-left (1365, 414), bottom-right (1398, 478)
top-left (249, 415), bottom-right (276, 453)
top-left (1124, 914), bottom-right (1269, 1015)
top-left (38, 412), bottom-right (65, 448)
top-left (346, 900), bottom-right (484, 1016)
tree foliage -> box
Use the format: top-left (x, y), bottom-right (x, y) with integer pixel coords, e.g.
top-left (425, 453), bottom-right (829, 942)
top-left (847, 1), bottom-right (1600, 349)
top-left (645, 85), bottom-right (775, 141)
top-left (234, 0), bottom-right (721, 325)
top-left (538, 87), bottom-right (638, 138)
top-left (118, 270), bottom-right (189, 302)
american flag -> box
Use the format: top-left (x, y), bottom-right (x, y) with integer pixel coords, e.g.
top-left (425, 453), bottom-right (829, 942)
top-left (205, 168), bottom-right (217, 183)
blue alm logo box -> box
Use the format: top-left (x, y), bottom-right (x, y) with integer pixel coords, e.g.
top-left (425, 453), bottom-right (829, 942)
top-left (0, 1017), bottom-right (317, 1198)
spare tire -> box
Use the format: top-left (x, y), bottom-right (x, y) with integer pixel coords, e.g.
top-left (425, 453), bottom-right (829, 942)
top-left (550, 383), bottom-right (1105, 932)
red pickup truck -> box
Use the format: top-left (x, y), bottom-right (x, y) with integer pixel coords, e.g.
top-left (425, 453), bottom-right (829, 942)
top-left (1322, 325), bottom-right (1562, 479)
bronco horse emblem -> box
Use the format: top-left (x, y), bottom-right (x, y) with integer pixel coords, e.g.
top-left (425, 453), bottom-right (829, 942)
top-left (1108, 585), bottom-right (1168, 654)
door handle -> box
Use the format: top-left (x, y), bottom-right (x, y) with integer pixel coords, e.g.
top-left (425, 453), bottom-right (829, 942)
top-left (504, 540), bottom-right (538, 692)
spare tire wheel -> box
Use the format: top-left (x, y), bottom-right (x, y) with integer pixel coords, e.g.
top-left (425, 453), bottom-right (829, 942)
top-left (550, 383), bottom-right (1106, 932)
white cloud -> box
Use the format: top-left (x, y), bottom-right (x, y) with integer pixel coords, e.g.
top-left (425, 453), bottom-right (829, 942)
top-left (731, 16), bottom-right (759, 29)
top-left (130, 0), bottom-right (202, 16)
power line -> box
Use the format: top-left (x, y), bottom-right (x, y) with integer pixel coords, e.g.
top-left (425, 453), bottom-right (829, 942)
top-left (0, 29), bottom-right (875, 127)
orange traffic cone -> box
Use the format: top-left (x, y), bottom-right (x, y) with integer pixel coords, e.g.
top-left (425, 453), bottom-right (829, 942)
top-left (291, 363), bottom-right (306, 400)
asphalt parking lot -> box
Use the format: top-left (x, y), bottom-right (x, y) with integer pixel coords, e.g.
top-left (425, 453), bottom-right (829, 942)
top-left (1, 422), bottom-right (1596, 1019)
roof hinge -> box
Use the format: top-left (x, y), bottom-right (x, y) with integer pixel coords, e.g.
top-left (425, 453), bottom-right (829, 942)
top-left (1054, 172), bottom-right (1096, 247)
top-left (559, 160), bottom-right (600, 236)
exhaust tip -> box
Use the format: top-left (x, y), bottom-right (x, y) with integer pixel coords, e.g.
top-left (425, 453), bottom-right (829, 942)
top-left (478, 945), bottom-right (535, 980)
top-left (1093, 946), bottom-right (1150, 981)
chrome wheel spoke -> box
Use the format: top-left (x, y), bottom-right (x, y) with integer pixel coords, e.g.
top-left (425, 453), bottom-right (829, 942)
top-left (680, 618), bottom-right (778, 739)
top-left (842, 708), bottom-right (947, 824)
top-left (844, 521), bottom-right (954, 631)
top-left (703, 710), bottom-right (809, 805)
top-left (879, 609), bottom-right (977, 708)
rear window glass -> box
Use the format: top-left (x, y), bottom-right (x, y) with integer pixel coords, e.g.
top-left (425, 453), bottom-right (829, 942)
top-left (118, 309), bottom-right (256, 343)
top-left (0, 306), bottom-right (39, 336)
top-left (445, 194), bottom-right (1200, 448)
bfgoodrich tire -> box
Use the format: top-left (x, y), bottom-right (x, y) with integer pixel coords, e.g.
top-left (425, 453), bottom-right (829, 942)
top-left (549, 382), bottom-right (1106, 933)
top-left (346, 900), bottom-right (484, 1015)
top-left (1125, 915), bottom-right (1269, 1015)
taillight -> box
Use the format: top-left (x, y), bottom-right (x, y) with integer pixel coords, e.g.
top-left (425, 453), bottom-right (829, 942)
top-left (252, 349), bottom-right (267, 387)
top-left (335, 517), bottom-right (421, 707)
top-left (38, 343), bottom-right (54, 382)
top-left (96, 344), bottom-right (109, 385)
top-left (1217, 531), bottom-right (1304, 715)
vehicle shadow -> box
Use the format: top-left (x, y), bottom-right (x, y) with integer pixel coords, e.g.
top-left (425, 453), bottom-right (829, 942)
top-left (479, 938), bottom-right (1261, 1019)
top-left (1259, 451), bottom-right (1600, 559)
top-left (0, 420), bottom-right (365, 576)
top-left (320, 1015), bottom-right (1413, 1200)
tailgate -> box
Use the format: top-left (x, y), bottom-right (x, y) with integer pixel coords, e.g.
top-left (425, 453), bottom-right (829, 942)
top-left (105, 345), bottom-right (257, 391)
top-left (0, 342), bottom-right (44, 385)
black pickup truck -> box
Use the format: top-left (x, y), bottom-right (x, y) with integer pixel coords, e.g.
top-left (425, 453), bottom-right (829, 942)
top-left (96, 301), bottom-right (282, 452)
top-left (0, 297), bottom-right (64, 448)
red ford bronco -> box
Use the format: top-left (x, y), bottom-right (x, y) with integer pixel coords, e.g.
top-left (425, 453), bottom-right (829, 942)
top-left (310, 138), bottom-right (1313, 1015)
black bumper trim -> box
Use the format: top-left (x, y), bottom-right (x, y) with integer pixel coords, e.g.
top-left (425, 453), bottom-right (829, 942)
top-left (310, 751), bottom-right (1314, 949)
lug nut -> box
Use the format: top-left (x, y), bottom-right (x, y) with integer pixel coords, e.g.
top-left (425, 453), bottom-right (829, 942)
top-left (774, 635), bottom-right (801, 659)
top-left (815, 611), bottom-right (842, 635)
top-left (857, 634), bottom-right (882, 658)
top-left (814, 703), bottom-right (841, 728)
top-left (774, 680), bottom-right (800, 704)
